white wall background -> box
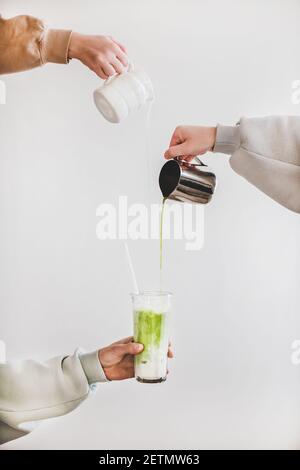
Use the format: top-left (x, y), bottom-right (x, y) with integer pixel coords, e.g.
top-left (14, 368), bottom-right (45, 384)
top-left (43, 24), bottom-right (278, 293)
top-left (1, 0), bottom-right (300, 450)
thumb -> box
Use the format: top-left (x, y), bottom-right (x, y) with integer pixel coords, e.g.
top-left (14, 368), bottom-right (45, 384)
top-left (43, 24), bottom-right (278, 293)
top-left (118, 342), bottom-right (144, 356)
top-left (164, 142), bottom-right (188, 159)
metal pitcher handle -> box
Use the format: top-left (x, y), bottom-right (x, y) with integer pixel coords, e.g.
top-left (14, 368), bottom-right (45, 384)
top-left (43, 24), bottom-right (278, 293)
top-left (174, 156), bottom-right (207, 167)
top-left (193, 157), bottom-right (207, 167)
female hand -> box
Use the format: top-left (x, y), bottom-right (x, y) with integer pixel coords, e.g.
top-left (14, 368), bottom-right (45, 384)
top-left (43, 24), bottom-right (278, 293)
top-left (164, 125), bottom-right (217, 162)
top-left (68, 32), bottom-right (129, 79)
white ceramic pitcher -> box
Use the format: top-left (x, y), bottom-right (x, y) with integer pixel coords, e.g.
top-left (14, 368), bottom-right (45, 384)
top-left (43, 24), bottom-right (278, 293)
top-left (93, 63), bottom-right (154, 123)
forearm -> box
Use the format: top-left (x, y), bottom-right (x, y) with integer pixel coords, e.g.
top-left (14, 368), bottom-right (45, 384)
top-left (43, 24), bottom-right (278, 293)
top-left (0, 349), bottom-right (107, 439)
top-left (0, 15), bottom-right (72, 75)
top-left (214, 116), bottom-right (300, 162)
top-left (213, 124), bottom-right (240, 154)
top-left (213, 116), bottom-right (300, 213)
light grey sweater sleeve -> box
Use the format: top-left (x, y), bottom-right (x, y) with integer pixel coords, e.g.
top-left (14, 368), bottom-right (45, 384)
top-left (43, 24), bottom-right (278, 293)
top-left (213, 116), bottom-right (300, 213)
top-left (0, 349), bottom-right (108, 444)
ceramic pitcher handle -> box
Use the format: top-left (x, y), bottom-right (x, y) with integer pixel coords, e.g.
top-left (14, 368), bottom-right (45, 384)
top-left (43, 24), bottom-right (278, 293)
top-left (104, 61), bottom-right (134, 85)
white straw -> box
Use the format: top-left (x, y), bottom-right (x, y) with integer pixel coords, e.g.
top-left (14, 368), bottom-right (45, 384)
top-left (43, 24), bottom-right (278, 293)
top-left (124, 241), bottom-right (139, 294)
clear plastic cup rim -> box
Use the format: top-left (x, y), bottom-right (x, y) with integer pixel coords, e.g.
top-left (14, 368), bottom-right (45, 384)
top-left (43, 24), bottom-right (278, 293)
top-left (130, 291), bottom-right (172, 298)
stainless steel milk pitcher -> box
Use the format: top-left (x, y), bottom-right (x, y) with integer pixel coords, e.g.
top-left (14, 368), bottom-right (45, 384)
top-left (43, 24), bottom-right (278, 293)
top-left (159, 157), bottom-right (217, 204)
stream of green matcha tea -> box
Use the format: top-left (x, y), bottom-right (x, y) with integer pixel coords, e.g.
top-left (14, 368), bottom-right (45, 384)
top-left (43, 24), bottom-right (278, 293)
top-left (132, 199), bottom-right (168, 372)
top-left (159, 197), bottom-right (167, 291)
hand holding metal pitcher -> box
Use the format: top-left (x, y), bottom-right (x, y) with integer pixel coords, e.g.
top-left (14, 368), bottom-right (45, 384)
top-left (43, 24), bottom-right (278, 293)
top-left (161, 125), bottom-right (217, 204)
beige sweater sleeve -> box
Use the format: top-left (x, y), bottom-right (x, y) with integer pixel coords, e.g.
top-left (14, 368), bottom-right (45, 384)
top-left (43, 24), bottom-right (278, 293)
top-left (0, 15), bottom-right (72, 74)
top-left (213, 116), bottom-right (300, 213)
top-left (0, 350), bottom-right (108, 445)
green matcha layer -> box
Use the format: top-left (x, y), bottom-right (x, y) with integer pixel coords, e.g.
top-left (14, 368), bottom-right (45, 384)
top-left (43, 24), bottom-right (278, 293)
top-left (134, 310), bottom-right (166, 365)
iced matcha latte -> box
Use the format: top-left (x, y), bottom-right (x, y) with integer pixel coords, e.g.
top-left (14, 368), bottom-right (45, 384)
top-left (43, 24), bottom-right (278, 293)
top-left (131, 292), bottom-right (171, 383)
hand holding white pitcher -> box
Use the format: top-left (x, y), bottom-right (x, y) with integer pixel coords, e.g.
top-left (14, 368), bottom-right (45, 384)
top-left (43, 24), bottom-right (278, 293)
top-left (69, 33), bottom-right (129, 79)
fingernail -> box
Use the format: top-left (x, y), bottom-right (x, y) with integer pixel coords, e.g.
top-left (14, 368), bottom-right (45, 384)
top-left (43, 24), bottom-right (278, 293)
top-left (135, 343), bottom-right (144, 352)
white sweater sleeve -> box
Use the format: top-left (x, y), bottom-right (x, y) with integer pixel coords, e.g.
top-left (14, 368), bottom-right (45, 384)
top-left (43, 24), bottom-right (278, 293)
top-left (0, 350), bottom-right (108, 444)
top-left (213, 116), bottom-right (300, 213)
